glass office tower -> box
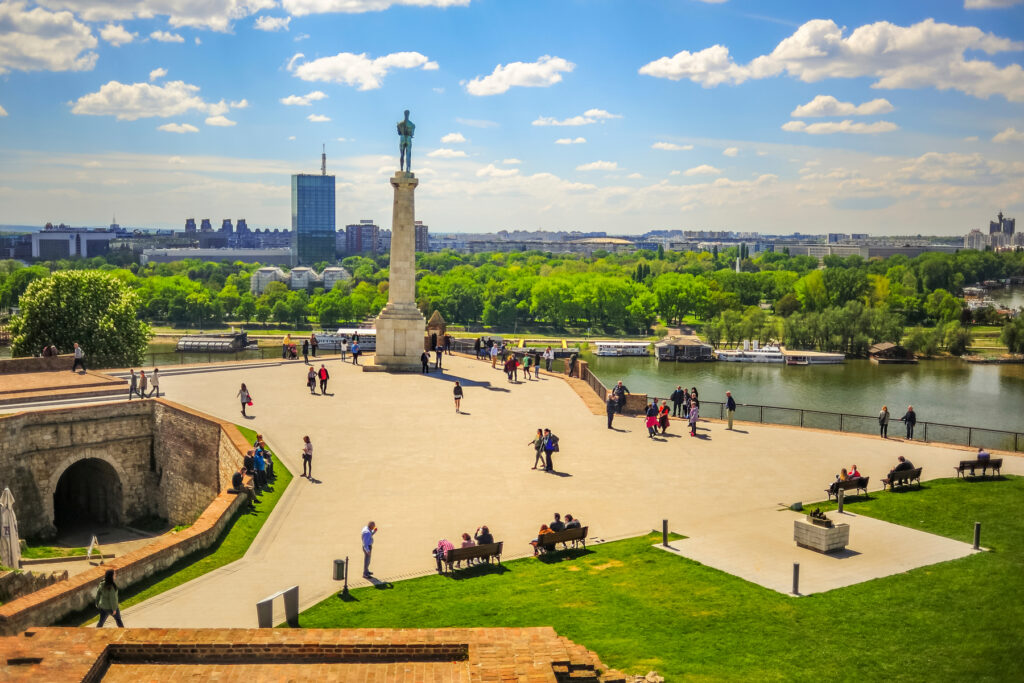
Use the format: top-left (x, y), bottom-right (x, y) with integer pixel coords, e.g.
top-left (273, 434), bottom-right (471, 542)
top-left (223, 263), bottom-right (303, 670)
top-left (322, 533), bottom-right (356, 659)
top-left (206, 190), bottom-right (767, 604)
top-left (291, 173), bottom-right (336, 265)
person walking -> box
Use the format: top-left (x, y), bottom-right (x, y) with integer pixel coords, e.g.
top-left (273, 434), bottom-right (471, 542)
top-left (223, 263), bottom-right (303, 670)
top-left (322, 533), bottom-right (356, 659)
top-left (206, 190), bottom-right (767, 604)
top-left (148, 368), bottom-right (160, 398)
top-left (127, 369), bottom-right (140, 400)
top-left (95, 569), bottom-right (124, 627)
top-left (530, 428), bottom-right (546, 469)
top-left (542, 429), bottom-right (559, 473)
top-left (645, 401), bottom-right (659, 438)
top-left (351, 341), bottom-right (360, 365)
top-left (901, 405), bottom-right (917, 440)
top-left (434, 345), bottom-right (443, 371)
top-left (523, 353), bottom-right (532, 380)
top-left (490, 343), bottom-right (499, 368)
top-left (659, 400), bottom-right (671, 435)
top-left (671, 386), bottom-right (685, 417)
top-left (301, 435), bottom-right (313, 478)
top-left (688, 400), bottom-right (699, 437)
top-left (878, 405), bottom-right (890, 438)
top-left (282, 334), bottom-right (291, 359)
top-left (71, 342), bottom-right (86, 372)
top-left (340, 339), bottom-right (348, 361)
top-left (453, 381), bottom-right (463, 413)
top-left (306, 367), bottom-right (317, 395)
top-left (420, 351), bottom-right (429, 373)
top-left (237, 383), bottom-right (252, 417)
top-left (318, 364), bottom-right (330, 394)
top-left (726, 391), bottom-right (737, 430)
top-left (361, 521), bottom-right (378, 578)
top-left (302, 339), bottom-right (310, 364)
top-left (139, 370), bottom-right (149, 399)
top-left (544, 346), bottom-right (554, 372)
top-left (310, 333), bottom-right (319, 358)
top-left (606, 391), bottom-right (618, 429)
top-left (474, 336), bottom-right (482, 359)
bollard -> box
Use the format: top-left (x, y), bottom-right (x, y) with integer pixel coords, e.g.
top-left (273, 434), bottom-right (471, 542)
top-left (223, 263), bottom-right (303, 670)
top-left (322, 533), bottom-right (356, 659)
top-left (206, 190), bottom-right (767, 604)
top-left (973, 522), bottom-right (981, 550)
top-left (837, 487), bottom-right (844, 513)
top-left (792, 563), bottom-right (800, 595)
top-left (663, 519), bottom-right (669, 547)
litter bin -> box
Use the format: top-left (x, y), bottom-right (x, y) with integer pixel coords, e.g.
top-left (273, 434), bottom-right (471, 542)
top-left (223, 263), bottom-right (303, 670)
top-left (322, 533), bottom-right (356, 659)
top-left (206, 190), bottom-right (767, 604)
top-left (333, 558), bottom-right (346, 581)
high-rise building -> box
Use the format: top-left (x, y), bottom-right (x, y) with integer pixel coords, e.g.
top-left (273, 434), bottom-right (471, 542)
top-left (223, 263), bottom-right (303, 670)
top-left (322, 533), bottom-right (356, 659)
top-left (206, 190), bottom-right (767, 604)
top-left (184, 218), bottom-right (197, 234)
top-left (220, 219), bottom-right (233, 234)
top-left (345, 219), bottom-right (379, 254)
top-left (236, 219), bottom-right (249, 234)
top-left (414, 220), bottom-right (429, 252)
top-left (990, 211), bottom-right (1015, 236)
top-left (200, 219), bottom-right (213, 232)
top-left (291, 151), bottom-right (336, 265)
top-left (964, 229), bottom-right (988, 251)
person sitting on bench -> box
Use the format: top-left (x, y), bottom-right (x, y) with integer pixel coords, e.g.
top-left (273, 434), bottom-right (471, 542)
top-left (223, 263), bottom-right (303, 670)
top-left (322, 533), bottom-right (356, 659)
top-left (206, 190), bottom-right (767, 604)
top-left (848, 464), bottom-right (861, 478)
top-left (474, 526), bottom-right (494, 545)
top-left (976, 447), bottom-right (990, 462)
top-left (564, 514), bottom-right (581, 529)
top-left (432, 538), bottom-right (455, 573)
top-left (829, 468), bottom-right (850, 495)
top-left (888, 455), bottom-right (914, 478)
top-left (530, 524), bottom-right (553, 556)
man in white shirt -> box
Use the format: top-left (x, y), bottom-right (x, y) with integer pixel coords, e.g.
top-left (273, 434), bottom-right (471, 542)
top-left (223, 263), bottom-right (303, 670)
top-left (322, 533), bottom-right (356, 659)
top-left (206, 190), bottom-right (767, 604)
top-left (361, 521), bottom-right (377, 578)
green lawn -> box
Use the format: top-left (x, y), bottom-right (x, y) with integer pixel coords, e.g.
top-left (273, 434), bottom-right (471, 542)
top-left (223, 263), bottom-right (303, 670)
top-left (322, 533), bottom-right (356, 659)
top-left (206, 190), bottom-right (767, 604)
top-left (21, 545), bottom-right (87, 559)
top-left (68, 425), bottom-right (291, 624)
top-left (298, 476), bottom-right (1024, 682)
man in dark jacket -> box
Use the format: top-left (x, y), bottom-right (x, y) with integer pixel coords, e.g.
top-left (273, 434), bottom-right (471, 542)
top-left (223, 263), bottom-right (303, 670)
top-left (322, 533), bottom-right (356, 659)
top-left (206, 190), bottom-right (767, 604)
top-left (606, 392), bottom-right (618, 429)
top-left (611, 381), bottom-right (629, 413)
top-left (901, 405), bottom-right (917, 440)
top-left (318, 364), bottom-right (330, 394)
top-left (726, 391), bottom-right (737, 430)
top-left (670, 386), bottom-right (685, 417)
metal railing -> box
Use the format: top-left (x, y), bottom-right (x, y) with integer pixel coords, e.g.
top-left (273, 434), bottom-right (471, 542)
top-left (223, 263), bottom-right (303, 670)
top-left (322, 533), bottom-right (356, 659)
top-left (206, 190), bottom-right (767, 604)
top-left (97, 346), bottom-right (344, 369)
top-left (580, 364), bottom-right (609, 401)
top-left (643, 396), bottom-right (1023, 453)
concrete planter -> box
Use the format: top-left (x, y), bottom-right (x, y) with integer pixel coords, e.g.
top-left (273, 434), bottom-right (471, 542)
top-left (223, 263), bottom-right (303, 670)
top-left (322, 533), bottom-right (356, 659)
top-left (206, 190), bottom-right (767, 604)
top-left (794, 519), bottom-right (850, 553)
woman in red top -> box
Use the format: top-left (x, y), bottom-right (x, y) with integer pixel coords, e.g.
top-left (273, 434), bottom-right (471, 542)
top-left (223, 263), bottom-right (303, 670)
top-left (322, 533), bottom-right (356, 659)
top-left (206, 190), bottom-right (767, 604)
top-left (659, 401), bottom-right (671, 434)
top-left (849, 465), bottom-right (861, 478)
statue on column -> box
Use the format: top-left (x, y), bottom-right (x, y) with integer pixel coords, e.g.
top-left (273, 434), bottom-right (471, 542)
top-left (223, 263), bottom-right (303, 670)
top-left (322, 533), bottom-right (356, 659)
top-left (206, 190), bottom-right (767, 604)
top-left (397, 110), bottom-right (415, 173)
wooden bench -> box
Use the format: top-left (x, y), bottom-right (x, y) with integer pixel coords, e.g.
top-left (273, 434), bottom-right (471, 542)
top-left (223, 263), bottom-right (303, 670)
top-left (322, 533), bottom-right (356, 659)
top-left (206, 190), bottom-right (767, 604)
top-left (955, 458), bottom-right (1002, 478)
top-left (439, 542), bottom-right (503, 574)
top-left (882, 467), bottom-right (923, 490)
top-left (536, 526), bottom-right (589, 554)
top-left (825, 476), bottom-right (870, 501)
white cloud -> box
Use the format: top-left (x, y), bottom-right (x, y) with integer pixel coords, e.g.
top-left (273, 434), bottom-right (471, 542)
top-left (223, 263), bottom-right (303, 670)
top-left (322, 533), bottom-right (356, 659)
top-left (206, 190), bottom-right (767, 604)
top-left (723, 147), bottom-right (739, 157)
top-left (782, 120), bottom-right (899, 134)
top-left (476, 164), bottom-right (519, 178)
top-left (150, 30), bottom-right (184, 43)
top-left (100, 23), bottom-right (136, 46)
top-left (254, 15), bottom-right (290, 31)
top-left (639, 18), bottom-right (1024, 101)
top-left (157, 122), bottom-right (199, 133)
top-left (577, 161), bottom-right (618, 171)
top-left (684, 165), bottom-right (722, 176)
top-left (502, 158), bottom-right (521, 165)
top-left (441, 132), bottom-right (466, 143)
top-left (71, 80), bottom-right (231, 121)
top-left (993, 127), bottom-right (1024, 143)
top-left (205, 115), bottom-right (236, 126)
top-left (669, 170), bottom-right (682, 176)
top-left (149, 67), bottom-right (168, 81)
top-left (791, 95), bottom-right (894, 117)
top-left (466, 55), bottom-right (574, 96)
top-left (965, 0), bottom-right (1022, 7)
top-left (0, 105), bottom-right (7, 117)
top-left (532, 108), bottom-right (622, 127)
top-left (336, 137), bottom-right (347, 142)
top-left (428, 148), bottom-right (468, 158)
top-left (230, 99), bottom-right (248, 109)
top-left (36, 0), bottom-right (277, 32)
top-left (456, 117), bottom-right (498, 128)
top-left (964, 135), bottom-right (980, 142)
top-left (307, 113), bottom-right (330, 122)
top-left (290, 51), bottom-right (437, 90)
top-left (280, 91), bottom-right (327, 106)
top-left (652, 141), bottom-right (694, 151)
top-left (555, 137), bottom-right (587, 144)
top-left (168, 155), bottom-right (186, 164)
top-left (294, 33), bottom-right (309, 41)
top-left (0, 2), bottom-right (98, 74)
top-left (283, 0), bottom-right (472, 15)
top-left (195, 36), bottom-right (201, 45)
top-left (627, 172), bottom-right (643, 179)
top-left (288, 135), bottom-right (296, 140)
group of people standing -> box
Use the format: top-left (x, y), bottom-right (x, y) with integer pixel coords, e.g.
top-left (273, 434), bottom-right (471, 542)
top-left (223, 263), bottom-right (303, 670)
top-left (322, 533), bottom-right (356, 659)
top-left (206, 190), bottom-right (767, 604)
top-left (529, 428), bottom-right (560, 472)
top-left (127, 368), bottom-right (161, 399)
top-left (877, 405), bottom-right (917, 439)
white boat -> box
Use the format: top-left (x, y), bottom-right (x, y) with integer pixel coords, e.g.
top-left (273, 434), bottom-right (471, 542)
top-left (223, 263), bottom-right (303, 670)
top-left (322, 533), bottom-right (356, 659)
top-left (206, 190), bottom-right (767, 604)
top-left (784, 351), bottom-right (845, 365)
top-left (312, 328), bottom-right (376, 351)
top-left (593, 341), bottom-right (650, 357)
top-left (715, 341), bottom-right (784, 363)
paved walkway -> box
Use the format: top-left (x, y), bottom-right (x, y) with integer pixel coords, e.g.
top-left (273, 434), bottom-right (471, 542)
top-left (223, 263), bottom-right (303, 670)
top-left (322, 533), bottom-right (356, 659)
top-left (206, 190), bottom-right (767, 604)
top-left (103, 354), bottom-right (1021, 627)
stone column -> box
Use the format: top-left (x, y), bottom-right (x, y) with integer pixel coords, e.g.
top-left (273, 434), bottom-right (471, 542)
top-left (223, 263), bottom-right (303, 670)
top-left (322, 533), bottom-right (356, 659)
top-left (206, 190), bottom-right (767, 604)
top-left (370, 171), bottom-right (426, 372)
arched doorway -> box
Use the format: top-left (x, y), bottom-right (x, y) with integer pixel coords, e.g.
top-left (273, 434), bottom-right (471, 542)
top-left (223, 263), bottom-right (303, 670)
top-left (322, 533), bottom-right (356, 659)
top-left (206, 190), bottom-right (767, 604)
top-left (52, 458), bottom-right (124, 532)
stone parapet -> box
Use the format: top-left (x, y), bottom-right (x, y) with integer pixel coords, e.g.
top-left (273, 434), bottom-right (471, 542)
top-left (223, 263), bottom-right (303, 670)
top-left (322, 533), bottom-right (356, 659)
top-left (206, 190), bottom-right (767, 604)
top-left (0, 354), bottom-right (73, 374)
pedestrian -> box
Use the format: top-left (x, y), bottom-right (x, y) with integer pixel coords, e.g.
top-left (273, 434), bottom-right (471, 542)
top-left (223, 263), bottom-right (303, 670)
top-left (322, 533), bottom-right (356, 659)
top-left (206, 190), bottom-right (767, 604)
top-left (688, 400), bottom-right (699, 437)
top-left (420, 350), bottom-right (429, 373)
top-left (606, 392), bottom-right (618, 429)
top-left (659, 400), bottom-right (671, 435)
top-left (254, 448), bottom-right (267, 490)
top-left (95, 569), bottom-right (124, 628)
top-left (127, 369), bottom-right (140, 400)
top-left (453, 381), bottom-right (463, 413)
top-left (530, 428), bottom-right (546, 469)
top-left (149, 368), bottom-right (160, 398)
top-left (318, 364), bottom-right (329, 394)
top-left (544, 346), bottom-right (554, 372)
top-left (511, 355), bottom-right (519, 382)
top-left (301, 435), bottom-right (312, 478)
top-left (361, 521), bottom-right (377, 578)
top-left (474, 336), bottom-right (482, 359)
top-left (690, 387), bottom-right (699, 405)
top-left (523, 353), bottom-right (532, 379)
top-left (311, 333), bottom-right (319, 358)
top-left (901, 405), bottom-right (917, 440)
top-left (879, 405), bottom-right (890, 438)
top-left (611, 381), bottom-right (629, 413)
top-left (444, 333), bottom-right (453, 355)
top-left (72, 342), bottom-right (86, 372)
top-left (282, 334), bottom-right (291, 359)
top-left (726, 390), bottom-right (737, 430)
top-left (671, 386), bottom-right (685, 417)
top-left (139, 370), bottom-right (148, 399)
top-left (543, 429), bottom-right (559, 473)
top-left (307, 367), bottom-right (317, 395)
top-left (351, 341), bottom-right (360, 365)
top-left (490, 343), bottom-right (499, 368)
top-left (341, 339), bottom-right (348, 361)
top-left (238, 382), bottom-right (251, 417)
top-left (435, 345), bottom-right (443, 370)
top-left (645, 401), bottom-right (659, 438)
top-left (302, 339), bottom-right (309, 364)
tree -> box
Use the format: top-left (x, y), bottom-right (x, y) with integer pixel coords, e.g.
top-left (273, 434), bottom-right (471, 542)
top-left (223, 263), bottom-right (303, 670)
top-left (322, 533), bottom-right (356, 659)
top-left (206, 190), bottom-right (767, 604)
top-left (10, 270), bottom-right (151, 367)
top-left (943, 322), bottom-right (972, 356)
top-left (1001, 316), bottom-right (1024, 353)
top-left (924, 289), bottom-right (962, 323)
top-left (774, 293), bottom-right (801, 317)
top-left (234, 294), bottom-right (256, 323)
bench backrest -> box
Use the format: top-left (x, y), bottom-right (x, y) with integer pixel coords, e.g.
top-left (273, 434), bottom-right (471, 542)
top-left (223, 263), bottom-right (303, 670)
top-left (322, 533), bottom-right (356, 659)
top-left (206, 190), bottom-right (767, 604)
top-left (446, 542), bottom-right (502, 562)
top-left (541, 526), bottom-right (589, 545)
top-left (959, 458), bottom-right (1002, 470)
top-left (893, 467), bottom-right (922, 480)
top-left (839, 477), bottom-right (869, 489)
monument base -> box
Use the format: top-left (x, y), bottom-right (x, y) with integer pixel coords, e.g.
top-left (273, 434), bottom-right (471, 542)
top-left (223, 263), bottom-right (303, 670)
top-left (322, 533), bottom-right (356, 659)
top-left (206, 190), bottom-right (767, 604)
top-left (371, 303), bottom-right (425, 372)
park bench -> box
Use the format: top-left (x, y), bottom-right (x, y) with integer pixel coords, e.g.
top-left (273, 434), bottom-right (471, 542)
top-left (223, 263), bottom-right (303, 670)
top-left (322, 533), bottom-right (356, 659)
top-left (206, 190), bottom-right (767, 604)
top-left (825, 476), bottom-right (870, 501)
top-left (954, 458), bottom-right (1003, 478)
top-left (882, 467), bottom-right (923, 491)
top-left (438, 542), bottom-right (503, 574)
top-left (536, 526), bottom-right (589, 554)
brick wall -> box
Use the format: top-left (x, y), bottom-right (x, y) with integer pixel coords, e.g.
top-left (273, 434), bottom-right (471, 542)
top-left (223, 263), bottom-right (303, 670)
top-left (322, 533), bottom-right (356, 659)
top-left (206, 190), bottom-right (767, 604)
top-left (0, 355), bottom-right (72, 374)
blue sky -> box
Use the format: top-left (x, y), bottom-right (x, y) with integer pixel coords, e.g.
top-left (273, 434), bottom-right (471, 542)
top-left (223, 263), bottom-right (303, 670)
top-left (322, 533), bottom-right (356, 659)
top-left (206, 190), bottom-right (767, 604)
top-left (1, 0), bottom-right (1023, 235)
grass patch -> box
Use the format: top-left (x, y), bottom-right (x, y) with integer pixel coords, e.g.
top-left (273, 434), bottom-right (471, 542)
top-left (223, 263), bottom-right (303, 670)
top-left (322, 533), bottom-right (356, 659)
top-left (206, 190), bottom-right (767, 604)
top-left (298, 477), bottom-right (1024, 681)
top-left (66, 425), bottom-right (292, 625)
top-left (21, 545), bottom-right (87, 560)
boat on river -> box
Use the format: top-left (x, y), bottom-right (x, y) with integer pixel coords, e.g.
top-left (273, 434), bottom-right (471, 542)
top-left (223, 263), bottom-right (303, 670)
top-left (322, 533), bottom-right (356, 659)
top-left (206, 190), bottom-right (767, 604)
top-left (593, 341), bottom-right (650, 357)
top-left (312, 328), bottom-right (376, 351)
top-left (176, 332), bottom-right (256, 352)
top-left (715, 341), bottom-right (784, 363)
top-left (782, 349), bottom-right (846, 365)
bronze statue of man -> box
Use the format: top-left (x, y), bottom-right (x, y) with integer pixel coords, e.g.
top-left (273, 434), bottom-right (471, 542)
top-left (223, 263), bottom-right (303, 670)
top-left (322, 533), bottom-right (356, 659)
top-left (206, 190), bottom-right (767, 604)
top-left (397, 109), bottom-right (415, 172)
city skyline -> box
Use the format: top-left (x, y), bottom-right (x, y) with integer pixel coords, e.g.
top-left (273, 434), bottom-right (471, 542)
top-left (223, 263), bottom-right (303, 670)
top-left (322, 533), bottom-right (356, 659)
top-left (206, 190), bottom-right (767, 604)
top-left (1, 1), bottom-right (1023, 235)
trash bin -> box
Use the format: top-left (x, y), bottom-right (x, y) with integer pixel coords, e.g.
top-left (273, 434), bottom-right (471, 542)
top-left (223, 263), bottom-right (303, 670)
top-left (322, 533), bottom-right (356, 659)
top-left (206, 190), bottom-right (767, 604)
top-left (333, 558), bottom-right (346, 581)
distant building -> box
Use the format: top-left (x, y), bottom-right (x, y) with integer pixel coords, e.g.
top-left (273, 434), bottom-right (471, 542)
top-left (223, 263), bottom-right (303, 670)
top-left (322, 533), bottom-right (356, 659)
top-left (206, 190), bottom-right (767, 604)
top-left (249, 266), bottom-right (288, 295)
top-left (31, 225), bottom-right (115, 259)
top-left (200, 219), bottom-right (213, 232)
top-left (141, 248), bottom-right (292, 266)
top-left (248, 265), bottom-right (350, 295)
top-left (322, 266), bottom-right (351, 291)
top-left (850, 233), bottom-right (869, 241)
top-left (185, 218), bottom-right (197, 234)
top-left (965, 229), bottom-right (988, 250)
top-left (827, 233), bottom-right (849, 244)
top-left (345, 219), bottom-right (379, 255)
top-left (236, 219), bottom-right (249, 234)
top-left (414, 221), bottom-right (429, 253)
top-left (378, 228), bottom-right (391, 253)
top-left (292, 157), bottom-right (336, 265)
top-left (989, 211), bottom-right (1015, 236)
top-left (220, 219), bottom-right (233, 234)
